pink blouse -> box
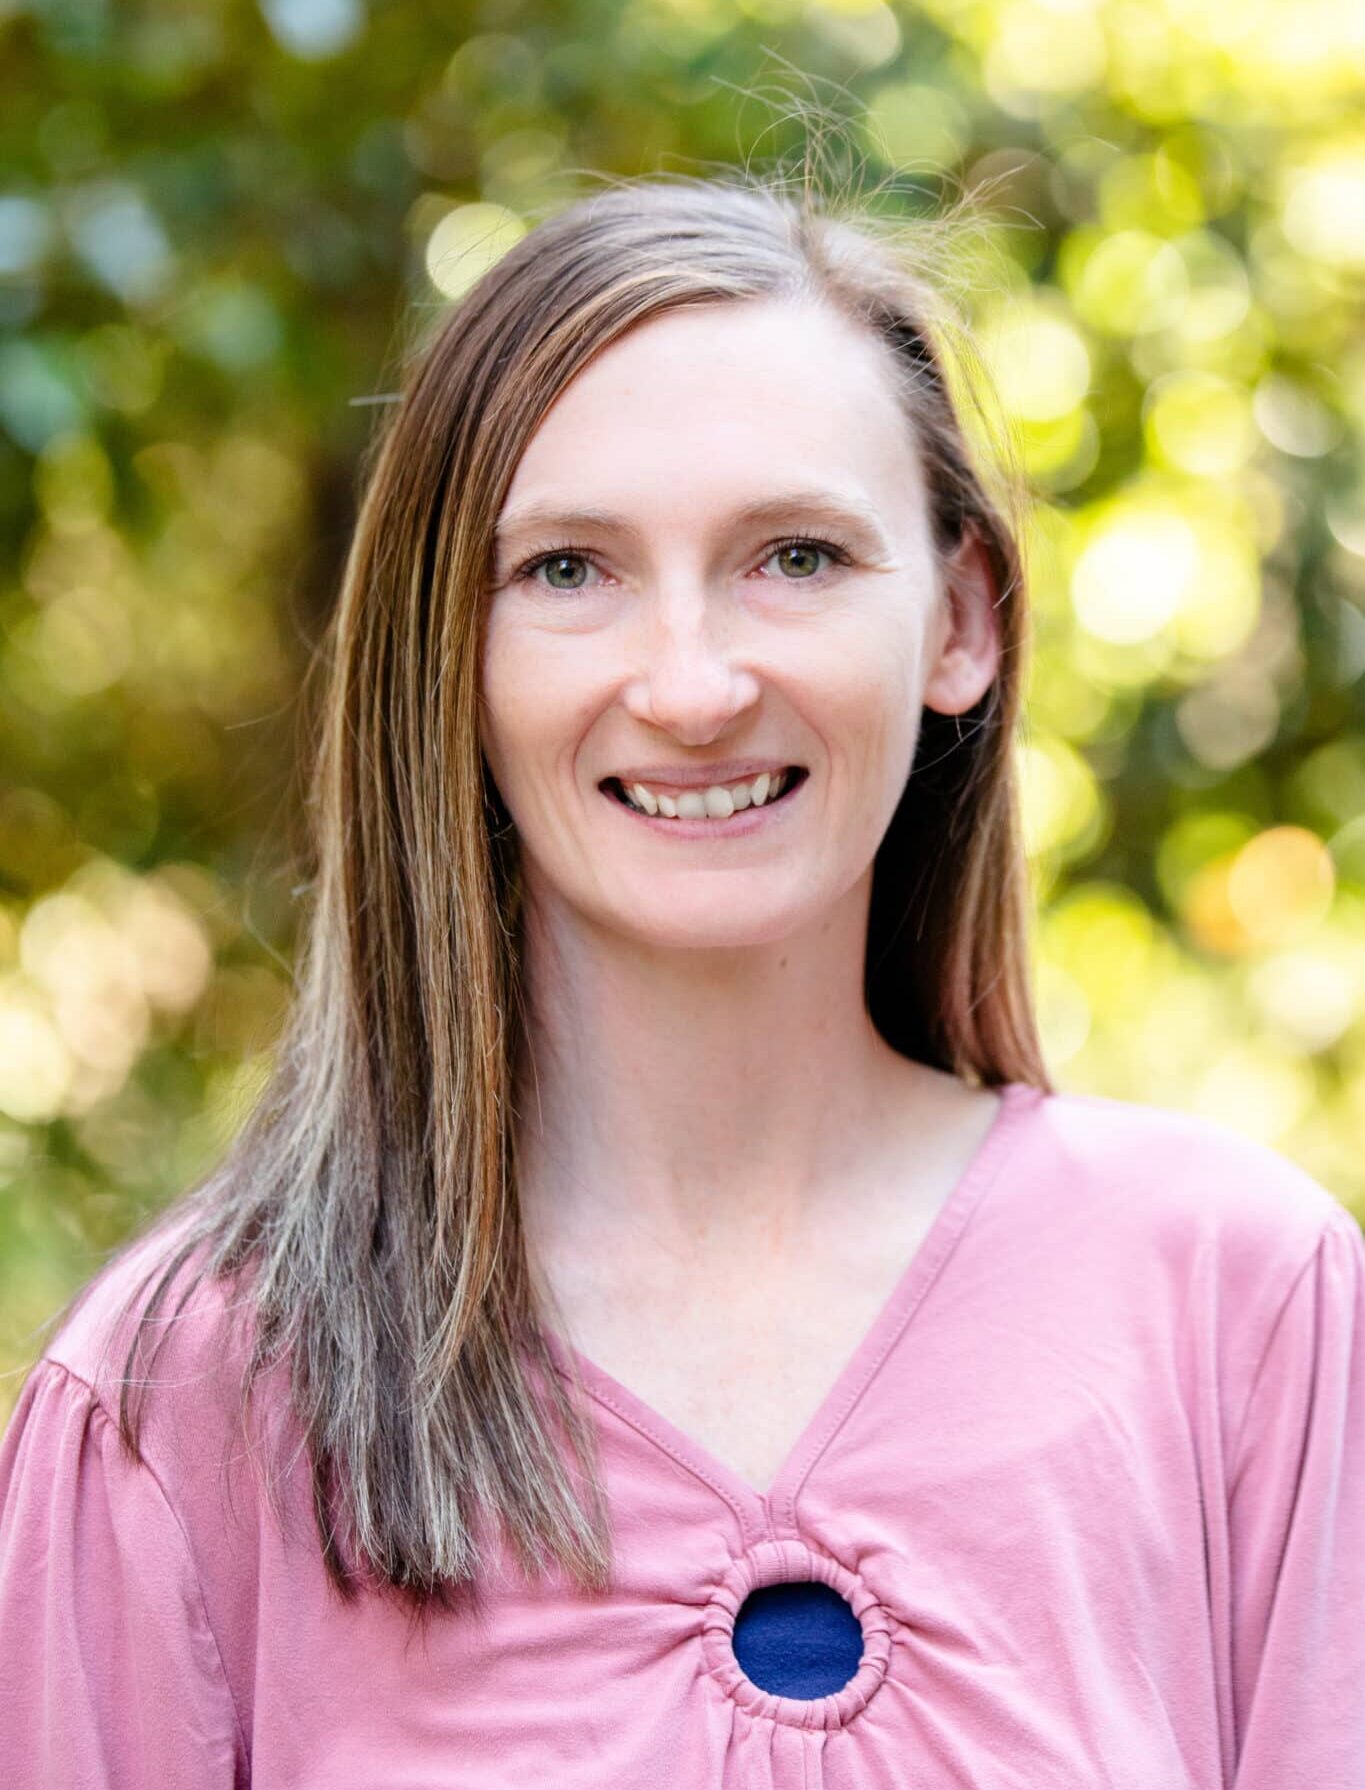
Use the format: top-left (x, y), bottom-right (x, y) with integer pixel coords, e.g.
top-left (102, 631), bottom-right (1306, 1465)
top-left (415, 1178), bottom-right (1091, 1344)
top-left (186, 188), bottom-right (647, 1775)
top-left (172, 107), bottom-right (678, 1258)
top-left (2, 1079), bottom-right (1363, 1787)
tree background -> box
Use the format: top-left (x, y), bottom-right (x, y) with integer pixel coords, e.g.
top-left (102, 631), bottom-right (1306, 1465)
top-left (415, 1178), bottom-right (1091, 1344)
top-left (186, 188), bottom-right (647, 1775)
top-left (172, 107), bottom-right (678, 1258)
top-left (1, 0), bottom-right (1362, 1415)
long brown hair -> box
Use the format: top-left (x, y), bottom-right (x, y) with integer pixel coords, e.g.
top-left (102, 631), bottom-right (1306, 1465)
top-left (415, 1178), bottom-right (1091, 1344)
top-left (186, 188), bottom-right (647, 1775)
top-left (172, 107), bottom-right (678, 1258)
top-left (59, 162), bottom-right (1051, 1610)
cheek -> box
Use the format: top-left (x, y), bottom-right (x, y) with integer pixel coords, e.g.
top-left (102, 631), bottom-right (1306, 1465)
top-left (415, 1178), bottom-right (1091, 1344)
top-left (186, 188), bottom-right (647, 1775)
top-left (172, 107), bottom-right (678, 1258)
top-left (478, 622), bottom-right (545, 795)
top-left (795, 616), bottom-right (924, 787)
top-left (478, 624), bottom-right (601, 808)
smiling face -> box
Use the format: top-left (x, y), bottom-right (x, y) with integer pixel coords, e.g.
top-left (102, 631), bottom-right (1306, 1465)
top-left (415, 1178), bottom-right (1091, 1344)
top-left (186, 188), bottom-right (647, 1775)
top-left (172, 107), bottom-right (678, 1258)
top-left (479, 296), bottom-right (997, 951)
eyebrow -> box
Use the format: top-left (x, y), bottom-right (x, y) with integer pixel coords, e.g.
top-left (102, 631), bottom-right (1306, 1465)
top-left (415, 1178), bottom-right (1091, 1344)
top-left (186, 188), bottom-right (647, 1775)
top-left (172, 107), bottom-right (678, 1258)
top-left (492, 489), bottom-right (891, 556)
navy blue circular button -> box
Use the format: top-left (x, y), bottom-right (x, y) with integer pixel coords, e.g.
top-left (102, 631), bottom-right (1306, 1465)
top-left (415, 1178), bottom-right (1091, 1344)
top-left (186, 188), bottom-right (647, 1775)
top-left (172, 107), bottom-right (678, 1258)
top-left (731, 1580), bottom-right (865, 1699)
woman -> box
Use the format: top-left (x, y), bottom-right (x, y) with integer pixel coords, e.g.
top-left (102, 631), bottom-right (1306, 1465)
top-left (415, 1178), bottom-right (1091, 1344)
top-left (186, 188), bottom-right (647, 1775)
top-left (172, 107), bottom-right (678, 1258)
top-left (1, 171), bottom-right (1362, 1789)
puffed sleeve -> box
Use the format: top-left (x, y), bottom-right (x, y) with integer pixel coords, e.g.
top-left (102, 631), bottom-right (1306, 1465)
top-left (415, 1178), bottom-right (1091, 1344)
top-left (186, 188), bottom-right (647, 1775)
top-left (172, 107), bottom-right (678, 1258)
top-left (0, 1357), bottom-right (245, 1787)
top-left (1228, 1206), bottom-right (1365, 1786)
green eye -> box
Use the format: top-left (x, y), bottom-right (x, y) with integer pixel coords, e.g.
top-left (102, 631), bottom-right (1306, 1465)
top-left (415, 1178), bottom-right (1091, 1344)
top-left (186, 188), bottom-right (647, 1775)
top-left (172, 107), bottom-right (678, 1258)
top-left (512, 533), bottom-right (852, 595)
top-left (541, 554), bottom-right (591, 590)
top-left (763, 537), bottom-right (851, 581)
top-left (513, 545), bottom-right (603, 593)
top-left (771, 543), bottom-right (826, 578)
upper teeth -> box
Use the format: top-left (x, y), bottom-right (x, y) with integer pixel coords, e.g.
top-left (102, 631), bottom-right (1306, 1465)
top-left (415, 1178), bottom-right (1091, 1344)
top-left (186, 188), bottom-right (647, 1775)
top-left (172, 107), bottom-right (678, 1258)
top-left (621, 769), bottom-right (793, 818)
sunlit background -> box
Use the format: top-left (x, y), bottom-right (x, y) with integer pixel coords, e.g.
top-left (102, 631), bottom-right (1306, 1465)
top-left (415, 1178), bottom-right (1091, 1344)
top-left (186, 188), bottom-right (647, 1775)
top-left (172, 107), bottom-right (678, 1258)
top-left (2, 0), bottom-right (1363, 1415)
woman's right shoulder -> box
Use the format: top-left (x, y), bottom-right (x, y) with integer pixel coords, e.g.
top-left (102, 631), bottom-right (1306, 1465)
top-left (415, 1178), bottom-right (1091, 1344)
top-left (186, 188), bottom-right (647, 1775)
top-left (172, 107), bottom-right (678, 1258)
top-left (39, 1210), bottom-right (240, 1392)
top-left (14, 1208), bottom-right (278, 1501)
top-left (0, 1216), bottom-right (258, 1783)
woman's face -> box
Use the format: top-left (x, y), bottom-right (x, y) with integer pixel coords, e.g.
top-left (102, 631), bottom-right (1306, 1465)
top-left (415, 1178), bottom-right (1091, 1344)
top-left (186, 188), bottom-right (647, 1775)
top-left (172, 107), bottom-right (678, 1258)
top-left (480, 296), bottom-right (998, 950)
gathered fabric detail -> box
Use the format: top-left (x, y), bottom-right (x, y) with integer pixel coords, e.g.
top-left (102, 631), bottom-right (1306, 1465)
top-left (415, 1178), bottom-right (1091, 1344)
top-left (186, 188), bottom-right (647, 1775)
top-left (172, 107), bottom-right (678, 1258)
top-left (701, 1537), bottom-right (893, 1731)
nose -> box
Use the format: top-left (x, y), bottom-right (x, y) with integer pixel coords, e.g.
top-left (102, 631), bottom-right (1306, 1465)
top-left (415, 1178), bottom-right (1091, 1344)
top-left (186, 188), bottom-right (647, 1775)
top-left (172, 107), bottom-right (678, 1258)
top-left (620, 586), bottom-right (762, 744)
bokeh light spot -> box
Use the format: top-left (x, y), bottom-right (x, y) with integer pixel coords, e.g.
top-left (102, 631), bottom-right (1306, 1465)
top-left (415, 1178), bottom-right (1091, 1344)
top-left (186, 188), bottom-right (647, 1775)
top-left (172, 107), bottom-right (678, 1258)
top-left (425, 202), bottom-right (526, 300)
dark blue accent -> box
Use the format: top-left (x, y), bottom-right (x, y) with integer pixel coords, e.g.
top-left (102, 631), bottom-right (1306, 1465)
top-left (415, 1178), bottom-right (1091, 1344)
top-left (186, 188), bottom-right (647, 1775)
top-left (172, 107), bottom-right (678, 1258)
top-left (731, 1581), bottom-right (864, 1699)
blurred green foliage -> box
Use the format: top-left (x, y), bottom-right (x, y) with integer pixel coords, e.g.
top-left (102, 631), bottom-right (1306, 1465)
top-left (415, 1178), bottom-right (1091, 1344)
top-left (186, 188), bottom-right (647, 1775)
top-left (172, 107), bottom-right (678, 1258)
top-left (1, 0), bottom-right (1363, 1413)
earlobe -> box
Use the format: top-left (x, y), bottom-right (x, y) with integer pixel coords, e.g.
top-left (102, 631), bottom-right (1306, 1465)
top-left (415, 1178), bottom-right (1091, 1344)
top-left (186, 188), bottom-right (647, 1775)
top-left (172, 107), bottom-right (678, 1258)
top-left (921, 524), bottom-right (1002, 718)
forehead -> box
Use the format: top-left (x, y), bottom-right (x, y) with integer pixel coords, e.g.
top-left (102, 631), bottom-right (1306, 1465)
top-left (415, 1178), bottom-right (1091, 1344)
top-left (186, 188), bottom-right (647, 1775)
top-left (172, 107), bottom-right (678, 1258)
top-left (494, 298), bottom-right (929, 542)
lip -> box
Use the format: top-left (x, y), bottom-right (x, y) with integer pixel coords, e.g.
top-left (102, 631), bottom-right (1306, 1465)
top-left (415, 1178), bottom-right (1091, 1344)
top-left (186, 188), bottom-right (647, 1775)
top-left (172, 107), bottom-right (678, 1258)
top-left (600, 760), bottom-right (804, 792)
top-left (601, 767), bottom-right (808, 835)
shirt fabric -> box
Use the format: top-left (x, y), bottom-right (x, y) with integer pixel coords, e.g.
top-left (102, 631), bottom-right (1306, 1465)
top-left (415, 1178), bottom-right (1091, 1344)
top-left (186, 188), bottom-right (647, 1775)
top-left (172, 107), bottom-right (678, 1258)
top-left (2, 1078), bottom-right (1364, 1789)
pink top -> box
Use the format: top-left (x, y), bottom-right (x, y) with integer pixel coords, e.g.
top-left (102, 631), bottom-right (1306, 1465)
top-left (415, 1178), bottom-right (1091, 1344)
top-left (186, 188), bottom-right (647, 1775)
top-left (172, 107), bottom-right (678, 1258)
top-left (2, 1079), bottom-right (1364, 1788)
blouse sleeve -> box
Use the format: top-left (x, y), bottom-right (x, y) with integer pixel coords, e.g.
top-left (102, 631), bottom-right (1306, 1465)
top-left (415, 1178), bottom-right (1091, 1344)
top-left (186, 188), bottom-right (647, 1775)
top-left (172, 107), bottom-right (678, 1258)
top-left (0, 1357), bottom-right (245, 1788)
top-left (1227, 1206), bottom-right (1365, 1786)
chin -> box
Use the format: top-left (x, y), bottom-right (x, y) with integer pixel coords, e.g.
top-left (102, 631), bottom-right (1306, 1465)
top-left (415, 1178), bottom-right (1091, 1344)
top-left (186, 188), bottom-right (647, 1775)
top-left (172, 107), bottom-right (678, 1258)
top-left (606, 893), bottom-right (815, 952)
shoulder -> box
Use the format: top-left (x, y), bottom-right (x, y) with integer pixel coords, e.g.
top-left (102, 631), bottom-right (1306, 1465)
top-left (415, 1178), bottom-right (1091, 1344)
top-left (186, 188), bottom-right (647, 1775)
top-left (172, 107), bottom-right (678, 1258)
top-left (0, 1224), bottom-right (258, 1778)
top-left (8, 1210), bottom-right (308, 1622)
top-left (1015, 1081), bottom-right (1355, 1311)
top-left (31, 1207), bottom-right (263, 1484)
top-left (3, 1209), bottom-right (255, 1558)
top-left (42, 1206), bottom-right (233, 1373)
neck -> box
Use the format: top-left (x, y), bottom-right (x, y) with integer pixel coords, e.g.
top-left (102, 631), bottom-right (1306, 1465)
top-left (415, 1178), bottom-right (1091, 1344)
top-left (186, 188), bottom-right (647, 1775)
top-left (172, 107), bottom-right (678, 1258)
top-left (511, 869), bottom-right (931, 1269)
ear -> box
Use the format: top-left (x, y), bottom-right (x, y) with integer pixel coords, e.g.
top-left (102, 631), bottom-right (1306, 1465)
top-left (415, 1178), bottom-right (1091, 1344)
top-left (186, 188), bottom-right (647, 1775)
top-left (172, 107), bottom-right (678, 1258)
top-left (920, 523), bottom-right (1002, 717)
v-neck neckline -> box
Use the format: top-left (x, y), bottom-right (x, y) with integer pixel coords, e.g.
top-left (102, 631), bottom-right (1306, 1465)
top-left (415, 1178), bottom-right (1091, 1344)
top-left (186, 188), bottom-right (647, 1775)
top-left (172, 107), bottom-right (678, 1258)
top-left (541, 1079), bottom-right (1042, 1545)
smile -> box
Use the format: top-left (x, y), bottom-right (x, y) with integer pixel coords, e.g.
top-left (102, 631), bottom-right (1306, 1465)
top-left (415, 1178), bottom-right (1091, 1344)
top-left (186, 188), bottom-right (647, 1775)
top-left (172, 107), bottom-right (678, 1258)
top-left (600, 766), bottom-right (808, 830)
